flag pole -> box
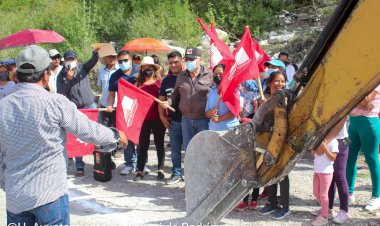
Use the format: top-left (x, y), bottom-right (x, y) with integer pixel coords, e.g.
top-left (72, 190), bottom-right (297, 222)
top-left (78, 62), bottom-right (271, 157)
top-left (154, 98), bottom-right (176, 112)
top-left (257, 78), bottom-right (265, 101)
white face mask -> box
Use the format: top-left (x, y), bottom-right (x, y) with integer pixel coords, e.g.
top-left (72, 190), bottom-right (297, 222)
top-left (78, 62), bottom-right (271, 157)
top-left (65, 61), bottom-right (77, 70)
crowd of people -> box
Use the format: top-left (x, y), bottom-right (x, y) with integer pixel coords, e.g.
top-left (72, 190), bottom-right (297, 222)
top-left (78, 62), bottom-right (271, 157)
top-left (0, 44), bottom-right (379, 226)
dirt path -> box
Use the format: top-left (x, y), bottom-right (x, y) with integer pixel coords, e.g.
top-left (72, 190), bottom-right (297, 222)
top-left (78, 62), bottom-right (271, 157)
top-left (1, 134), bottom-right (379, 226)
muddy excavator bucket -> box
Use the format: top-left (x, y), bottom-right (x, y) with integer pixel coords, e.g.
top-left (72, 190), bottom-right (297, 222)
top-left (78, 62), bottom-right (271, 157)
top-left (185, 0), bottom-right (380, 224)
top-left (185, 123), bottom-right (258, 224)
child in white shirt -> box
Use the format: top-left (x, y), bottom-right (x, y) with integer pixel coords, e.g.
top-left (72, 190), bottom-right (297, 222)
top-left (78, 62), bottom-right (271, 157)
top-left (311, 139), bottom-right (339, 226)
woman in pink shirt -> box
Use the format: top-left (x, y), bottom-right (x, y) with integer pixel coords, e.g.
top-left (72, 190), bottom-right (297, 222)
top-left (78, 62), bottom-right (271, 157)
top-left (346, 85), bottom-right (380, 212)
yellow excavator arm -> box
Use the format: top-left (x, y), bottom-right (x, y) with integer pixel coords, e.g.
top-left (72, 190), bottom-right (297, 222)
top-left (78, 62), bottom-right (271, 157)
top-left (184, 0), bottom-right (380, 224)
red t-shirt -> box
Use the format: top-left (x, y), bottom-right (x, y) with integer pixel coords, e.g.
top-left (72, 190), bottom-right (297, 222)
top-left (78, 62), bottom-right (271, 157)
top-left (140, 80), bottom-right (161, 120)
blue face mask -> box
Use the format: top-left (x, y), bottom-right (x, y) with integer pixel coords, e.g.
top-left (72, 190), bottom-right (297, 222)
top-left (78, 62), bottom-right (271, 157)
top-left (119, 61), bottom-right (131, 71)
top-left (185, 60), bottom-right (198, 72)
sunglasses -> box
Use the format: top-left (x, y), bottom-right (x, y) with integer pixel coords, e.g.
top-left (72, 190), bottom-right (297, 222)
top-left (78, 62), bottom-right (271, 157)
top-left (118, 59), bottom-right (129, 64)
top-left (51, 55), bottom-right (61, 60)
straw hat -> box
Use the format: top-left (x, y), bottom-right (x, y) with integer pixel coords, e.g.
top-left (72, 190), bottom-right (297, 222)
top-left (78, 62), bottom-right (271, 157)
top-left (136, 56), bottom-right (161, 71)
top-left (99, 43), bottom-right (117, 65)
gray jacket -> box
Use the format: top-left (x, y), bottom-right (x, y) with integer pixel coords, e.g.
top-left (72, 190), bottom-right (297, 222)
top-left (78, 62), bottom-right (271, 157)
top-left (172, 66), bottom-right (213, 120)
top-left (57, 52), bottom-right (98, 108)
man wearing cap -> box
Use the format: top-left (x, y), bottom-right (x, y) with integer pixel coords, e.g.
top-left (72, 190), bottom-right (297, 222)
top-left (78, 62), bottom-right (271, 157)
top-left (0, 45), bottom-right (128, 225)
top-left (171, 47), bottom-right (213, 151)
top-left (57, 48), bottom-right (99, 176)
top-left (98, 45), bottom-right (118, 127)
top-left (48, 49), bottom-right (63, 93)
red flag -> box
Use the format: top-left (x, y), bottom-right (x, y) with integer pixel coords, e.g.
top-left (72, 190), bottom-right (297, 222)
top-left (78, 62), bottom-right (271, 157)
top-left (209, 22), bottom-right (223, 69)
top-left (66, 109), bottom-right (99, 158)
top-left (221, 26), bottom-right (260, 97)
top-left (253, 39), bottom-right (271, 72)
top-left (197, 17), bottom-right (235, 70)
top-left (116, 79), bottom-right (155, 144)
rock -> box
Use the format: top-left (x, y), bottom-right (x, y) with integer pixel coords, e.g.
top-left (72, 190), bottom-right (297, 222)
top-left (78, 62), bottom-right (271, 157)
top-left (285, 19), bottom-right (292, 24)
top-left (278, 14), bottom-right (286, 19)
top-left (200, 28), bottom-right (229, 48)
top-left (268, 33), bottom-right (296, 44)
top-left (268, 31), bottom-right (278, 37)
top-left (259, 40), bottom-right (268, 46)
top-left (316, 0), bottom-right (329, 6)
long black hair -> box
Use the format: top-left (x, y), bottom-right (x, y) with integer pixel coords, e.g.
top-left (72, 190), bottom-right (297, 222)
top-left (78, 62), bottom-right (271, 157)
top-left (264, 70), bottom-right (286, 95)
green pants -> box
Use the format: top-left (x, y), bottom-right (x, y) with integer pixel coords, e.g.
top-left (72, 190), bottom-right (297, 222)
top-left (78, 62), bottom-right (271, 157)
top-left (346, 116), bottom-right (380, 197)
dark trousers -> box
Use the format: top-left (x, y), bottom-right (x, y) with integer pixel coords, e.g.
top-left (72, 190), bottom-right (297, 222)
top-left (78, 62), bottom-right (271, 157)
top-left (137, 119), bottom-right (166, 172)
top-left (243, 187), bottom-right (260, 203)
top-left (328, 139), bottom-right (349, 212)
top-left (268, 175), bottom-right (290, 207)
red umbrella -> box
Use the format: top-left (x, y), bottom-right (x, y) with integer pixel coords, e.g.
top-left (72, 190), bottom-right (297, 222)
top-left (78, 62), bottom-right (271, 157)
top-left (121, 37), bottom-right (171, 53)
top-left (0, 29), bottom-right (65, 50)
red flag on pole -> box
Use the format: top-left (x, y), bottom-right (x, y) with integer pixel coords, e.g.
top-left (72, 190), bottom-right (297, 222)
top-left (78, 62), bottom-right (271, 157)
top-left (116, 79), bottom-right (155, 144)
top-left (253, 39), bottom-right (271, 72)
top-left (66, 109), bottom-right (99, 158)
top-left (197, 17), bottom-right (240, 116)
top-left (221, 26), bottom-right (260, 100)
top-left (197, 17), bottom-right (235, 70)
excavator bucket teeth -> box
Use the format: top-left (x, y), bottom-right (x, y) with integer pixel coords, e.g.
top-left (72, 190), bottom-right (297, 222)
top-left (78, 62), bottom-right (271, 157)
top-left (185, 123), bottom-right (257, 224)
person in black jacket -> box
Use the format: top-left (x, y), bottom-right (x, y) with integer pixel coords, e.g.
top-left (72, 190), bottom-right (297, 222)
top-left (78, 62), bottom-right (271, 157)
top-left (57, 49), bottom-right (99, 176)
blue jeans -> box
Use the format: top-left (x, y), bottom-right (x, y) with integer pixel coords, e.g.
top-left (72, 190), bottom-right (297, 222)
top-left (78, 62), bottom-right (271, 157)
top-left (124, 140), bottom-right (137, 169)
top-left (169, 120), bottom-right (183, 176)
top-left (76, 102), bottom-right (98, 170)
top-left (181, 116), bottom-right (209, 150)
top-left (7, 194), bottom-right (69, 226)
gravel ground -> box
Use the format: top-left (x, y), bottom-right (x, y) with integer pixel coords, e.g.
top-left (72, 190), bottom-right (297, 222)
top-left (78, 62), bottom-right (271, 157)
top-left (1, 134), bottom-right (379, 226)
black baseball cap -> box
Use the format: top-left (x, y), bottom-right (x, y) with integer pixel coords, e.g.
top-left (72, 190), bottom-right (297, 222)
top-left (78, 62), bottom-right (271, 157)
top-left (184, 48), bottom-right (202, 60)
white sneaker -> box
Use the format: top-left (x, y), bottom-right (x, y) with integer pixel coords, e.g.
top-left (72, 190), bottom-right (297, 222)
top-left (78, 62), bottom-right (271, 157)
top-left (333, 210), bottom-right (349, 224)
top-left (120, 166), bottom-right (135, 175)
top-left (349, 194), bottom-right (356, 204)
top-left (364, 197), bottom-right (380, 212)
top-left (143, 166), bottom-right (151, 174)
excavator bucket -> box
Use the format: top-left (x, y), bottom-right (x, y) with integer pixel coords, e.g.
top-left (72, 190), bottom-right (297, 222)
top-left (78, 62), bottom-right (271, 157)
top-left (185, 123), bottom-right (257, 224)
top-left (185, 0), bottom-right (380, 224)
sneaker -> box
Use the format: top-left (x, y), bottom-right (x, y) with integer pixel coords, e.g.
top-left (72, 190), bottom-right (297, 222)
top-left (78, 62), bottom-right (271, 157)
top-left (312, 215), bottom-right (328, 226)
top-left (272, 207), bottom-right (290, 220)
top-left (75, 169), bottom-right (84, 177)
top-left (259, 193), bottom-right (268, 200)
top-left (349, 194), bottom-right (356, 204)
top-left (249, 201), bottom-right (258, 210)
top-left (157, 171), bottom-right (165, 180)
top-left (143, 166), bottom-right (151, 174)
top-left (120, 166), bottom-right (135, 175)
top-left (364, 197), bottom-right (380, 212)
top-left (165, 175), bottom-right (183, 185)
top-left (310, 209), bottom-right (320, 216)
top-left (259, 203), bottom-right (278, 215)
top-left (333, 210), bottom-right (349, 224)
top-left (134, 173), bottom-right (144, 181)
top-left (235, 202), bottom-right (248, 212)
top-left (311, 209), bottom-right (334, 219)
